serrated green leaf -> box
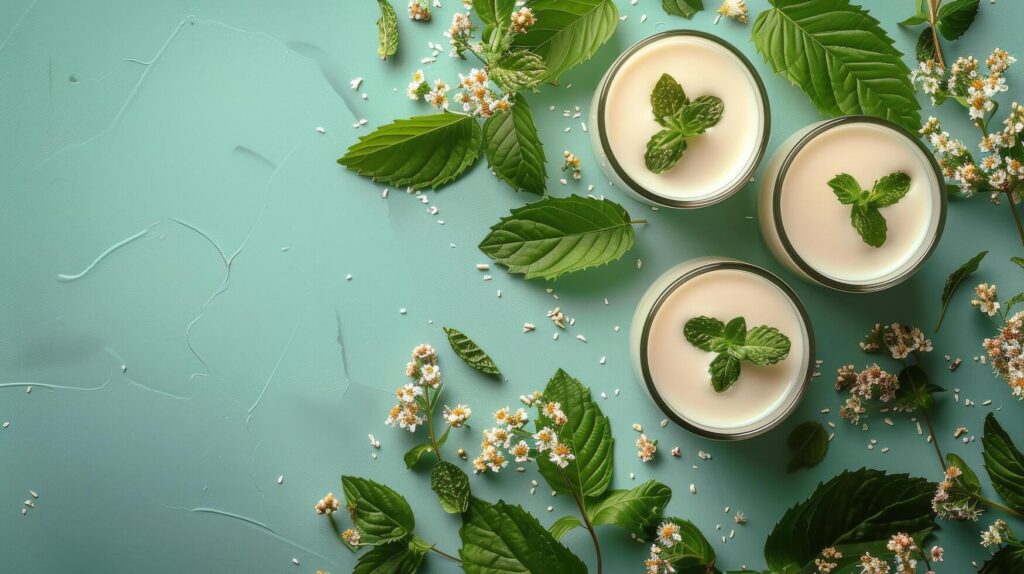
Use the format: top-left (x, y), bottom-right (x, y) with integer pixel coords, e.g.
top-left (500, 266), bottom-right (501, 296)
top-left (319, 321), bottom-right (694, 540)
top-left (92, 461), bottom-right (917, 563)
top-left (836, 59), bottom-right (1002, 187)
top-left (651, 73), bottom-right (689, 124)
top-left (710, 353), bottom-right (741, 392)
top-left (744, 326), bottom-right (791, 365)
top-left (763, 469), bottom-right (936, 573)
top-left (489, 51), bottom-right (547, 93)
top-left (983, 414), bottom-right (1024, 514)
top-left (511, 0), bottom-right (618, 83)
top-left (917, 27), bottom-right (938, 62)
top-left (353, 541), bottom-right (426, 574)
top-left (339, 112), bottom-right (482, 191)
top-left (935, 250), bottom-right (988, 331)
top-left (786, 421), bottom-right (829, 472)
top-left (660, 518), bottom-right (717, 571)
top-left (430, 461), bottom-right (471, 514)
top-left (403, 443), bottom-right (436, 469)
top-left (683, 316), bottom-right (725, 352)
top-left (342, 476), bottom-right (416, 544)
top-left (682, 95), bottom-right (724, 135)
top-left (376, 0), bottom-right (399, 60)
top-left (474, 0), bottom-right (515, 41)
top-left (868, 172), bottom-right (912, 207)
top-left (548, 516), bottom-right (581, 541)
top-left (937, 0), bottom-right (980, 41)
top-left (661, 0), bottom-right (704, 18)
top-left (483, 95), bottom-right (546, 195)
top-left (980, 541), bottom-right (1024, 574)
top-left (752, 0), bottom-right (921, 131)
top-left (443, 327), bottom-right (500, 376)
top-left (827, 173), bottom-right (863, 205)
top-left (898, 14), bottom-right (928, 27)
top-left (536, 369), bottom-right (614, 498)
top-left (721, 317), bottom-right (747, 349)
top-left (460, 497), bottom-right (587, 574)
top-left (851, 205), bottom-right (887, 248)
top-left (587, 480), bottom-right (671, 535)
top-left (645, 128), bottom-right (688, 174)
top-left (478, 195), bottom-right (636, 280)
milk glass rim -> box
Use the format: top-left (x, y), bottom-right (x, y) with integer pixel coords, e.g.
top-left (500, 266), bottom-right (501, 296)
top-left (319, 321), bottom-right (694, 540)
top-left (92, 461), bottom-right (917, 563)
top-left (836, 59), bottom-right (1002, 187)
top-left (638, 260), bottom-right (816, 440)
top-left (596, 30), bottom-right (771, 208)
top-left (770, 115), bottom-right (948, 293)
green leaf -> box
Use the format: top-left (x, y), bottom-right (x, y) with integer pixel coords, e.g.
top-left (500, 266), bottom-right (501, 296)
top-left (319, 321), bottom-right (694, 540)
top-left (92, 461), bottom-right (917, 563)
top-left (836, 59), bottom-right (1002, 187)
top-left (898, 14), bottom-right (928, 27)
top-left (403, 443), bottom-right (436, 469)
top-left (682, 95), bottom-right (725, 134)
top-left (982, 413), bottom-right (1024, 514)
top-left (916, 27), bottom-right (938, 62)
top-left (660, 518), bottom-right (717, 571)
top-left (353, 541), bottom-right (427, 574)
top-left (460, 497), bottom-right (587, 574)
top-left (661, 0), bottom-right (704, 19)
top-left (376, 0), bottom-right (399, 60)
top-left (483, 95), bottom-right (546, 195)
top-left (651, 73), bottom-right (689, 124)
top-left (751, 0), bottom-right (921, 131)
top-left (473, 0), bottom-right (515, 41)
top-left (763, 469), bottom-right (937, 573)
top-left (1006, 292), bottom-right (1024, 312)
top-left (945, 453), bottom-right (982, 495)
top-left (536, 369), bottom-right (614, 498)
top-left (341, 476), bottom-right (416, 544)
top-left (339, 112), bottom-right (482, 191)
top-left (683, 316), bottom-right (726, 352)
top-left (894, 364), bottom-right (940, 412)
top-left (827, 173), bottom-right (864, 205)
top-left (489, 51), bottom-right (547, 93)
top-left (935, 250), bottom-right (988, 331)
top-left (868, 172), bottom-right (912, 207)
top-left (430, 461), bottom-right (471, 514)
top-left (936, 0), bottom-right (980, 41)
top-left (511, 0), bottom-right (618, 83)
top-left (743, 325), bottom-right (792, 365)
top-left (721, 316), bottom-right (747, 349)
top-left (644, 128), bottom-right (688, 174)
top-left (709, 353), bottom-right (742, 393)
top-left (548, 516), bottom-right (582, 541)
top-left (786, 421), bottom-right (829, 472)
top-left (443, 327), bottom-right (500, 376)
top-left (980, 541), bottom-right (1024, 574)
top-left (851, 205), bottom-right (887, 248)
top-left (1012, 256), bottom-right (1024, 270)
top-left (587, 480), bottom-right (672, 535)
top-left (478, 195), bottom-right (636, 280)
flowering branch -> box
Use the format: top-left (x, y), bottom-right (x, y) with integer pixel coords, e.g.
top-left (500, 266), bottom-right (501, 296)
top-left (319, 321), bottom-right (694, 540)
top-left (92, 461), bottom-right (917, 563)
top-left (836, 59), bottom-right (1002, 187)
top-left (925, 0), bottom-right (947, 70)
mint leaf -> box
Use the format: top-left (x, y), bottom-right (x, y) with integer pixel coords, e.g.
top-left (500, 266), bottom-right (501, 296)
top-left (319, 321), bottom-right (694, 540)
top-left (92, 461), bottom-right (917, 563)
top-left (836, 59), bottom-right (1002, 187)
top-left (743, 325), bottom-right (791, 365)
top-left (535, 369), bottom-right (614, 497)
top-left (489, 51), bottom-right (547, 93)
top-left (341, 476), bottom-right (416, 544)
top-left (937, 0), bottom-right (980, 41)
top-left (893, 364), bottom-right (943, 412)
top-left (827, 173), bottom-right (863, 204)
top-left (981, 541), bottom-right (1024, 574)
top-left (339, 112), bottom-right (482, 190)
top-left (586, 480), bottom-right (672, 535)
top-left (443, 327), bottom-right (501, 376)
top-left (868, 171), bottom-right (911, 206)
top-left (644, 128), bottom-right (688, 174)
top-left (659, 518), bottom-right (717, 571)
top-left (683, 316), bottom-right (725, 352)
top-left (403, 443), bottom-right (436, 469)
top-left (484, 95), bottom-right (546, 195)
top-left (376, 0), bottom-right (399, 60)
top-left (511, 0), bottom-right (618, 83)
top-left (851, 205), bottom-right (887, 248)
top-left (720, 316), bottom-right (747, 350)
top-left (460, 497), bottom-right (587, 574)
top-left (473, 0), bottom-right (515, 41)
top-left (1006, 292), bottom-right (1024, 313)
top-left (353, 541), bottom-right (426, 574)
top-left (786, 421), bottom-right (828, 472)
top-left (478, 195), bottom-right (637, 280)
top-left (764, 469), bottom-right (936, 573)
top-left (682, 95), bottom-right (724, 134)
top-left (752, 0), bottom-right (921, 131)
top-left (430, 461), bottom-right (471, 514)
top-left (710, 353), bottom-right (741, 392)
top-left (548, 516), bottom-right (581, 541)
top-left (651, 73), bottom-right (688, 125)
top-left (936, 250), bottom-right (988, 331)
top-left (661, 0), bottom-right (704, 19)
top-left (898, 14), bottom-right (929, 26)
top-left (982, 413), bottom-right (1024, 515)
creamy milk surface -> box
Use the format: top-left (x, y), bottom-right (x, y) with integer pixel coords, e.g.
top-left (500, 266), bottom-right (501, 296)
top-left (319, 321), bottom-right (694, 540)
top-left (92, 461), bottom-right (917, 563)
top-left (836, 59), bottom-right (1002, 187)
top-left (645, 269), bottom-right (806, 430)
top-left (603, 35), bottom-right (763, 200)
top-left (778, 122), bottom-right (937, 283)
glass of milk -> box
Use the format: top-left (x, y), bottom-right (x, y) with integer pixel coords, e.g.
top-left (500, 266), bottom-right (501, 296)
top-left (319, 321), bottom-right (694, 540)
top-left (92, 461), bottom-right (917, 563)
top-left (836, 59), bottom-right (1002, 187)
top-left (630, 258), bottom-right (815, 439)
top-left (758, 116), bottom-right (947, 292)
top-left (589, 31), bottom-right (770, 208)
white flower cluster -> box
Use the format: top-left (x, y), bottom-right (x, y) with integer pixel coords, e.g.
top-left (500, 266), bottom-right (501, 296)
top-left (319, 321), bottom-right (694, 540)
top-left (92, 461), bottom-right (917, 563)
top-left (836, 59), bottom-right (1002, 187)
top-left (385, 344), bottom-right (442, 433)
top-left (407, 0), bottom-right (431, 21)
top-left (972, 283), bottom-right (1000, 316)
top-left (444, 12), bottom-right (475, 58)
top-left (406, 69), bottom-right (452, 111)
top-left (982, 308), bottom-right (1024, 399)
top-left (313, 491), bottom-right (340, 515)
top-left (980, 519), bottom-right (1011, 548)
top-left (473, 405), bottom-right (531, 473)
top-left (454, 68), bottom-right (511, 118)
top-left (932, 465), bottom-right (982, 521)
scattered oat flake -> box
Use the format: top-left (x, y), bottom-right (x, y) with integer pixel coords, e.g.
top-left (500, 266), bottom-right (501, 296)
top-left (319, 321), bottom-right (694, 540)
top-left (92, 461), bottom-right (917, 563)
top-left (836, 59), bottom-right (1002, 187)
top-left (660, 419), bottom-right (668, 427)
top-left (523, 323), bottom-right (536, 333)
top-left (277, 475), bottom-right (284, 485)
top-left (576, 334), bottom-right (587, 343)
top-left (614, 388), bottom-right (620, 396)
top-left (599, 356), bottom-right (606, 365)
top-left (632, 423), bottom-right (643, 432)
top-left (350, 77), bottom-right (363, 90)
top-left (950, 358), bottom-right (962, 371)
top-left (315, 126), bottom-right (325, 134)
top-left (671, 447), bottom-right (681, 457)
top-left (476, 263), bottom-right (490, 271)
top-left (883, 417), bottom-right (894, 426)
top-left (292, 558), bottom-right (299, 566)
top-left (640, 14), bottom-right (647, 22)
top-left (689, 484), bottom-right (696, 494)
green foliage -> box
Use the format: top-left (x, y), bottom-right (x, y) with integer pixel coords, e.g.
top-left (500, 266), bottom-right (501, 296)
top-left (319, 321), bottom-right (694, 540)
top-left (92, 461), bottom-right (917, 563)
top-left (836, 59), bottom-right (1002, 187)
top-left (661, 0), bottom-right (704, 19)
top-left (403, 443), bottom-right (436, 469)
top-left (644, 74), bottom-right (723, 173)
top-left (683, 316), bottom-right (791, 392)
top-left (430, 461), bottom-right (471, 514)
top-left (353, 541), bottom-right (426, 574)
top-left (786, 421), bottom-right (829, 472)
top-left (443, 327), bottom-right (501, 376)
top-left (342, 476), bottom-right (416, 545)
top-left (511, 0), bottom-right (618, 83)
top-left (483, 95), bottom-right (547, 195)
top-left (827, 171), bottom-right (910, 247)
top-left (935, 250), bottom-right (988, 331)
top-left (982, 413), bottom-right (1024, 514)
top-left (376, 0), bottom-right (399, 60)
top-left (587, 480), bottom-right (672, 535)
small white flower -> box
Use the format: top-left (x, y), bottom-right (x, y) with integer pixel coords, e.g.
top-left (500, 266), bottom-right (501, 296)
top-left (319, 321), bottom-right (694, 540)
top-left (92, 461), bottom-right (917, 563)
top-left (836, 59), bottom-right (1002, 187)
top-left (548, 442), bottom-right (575, 468)
top-left (656, 521), bottom-right (682, 547)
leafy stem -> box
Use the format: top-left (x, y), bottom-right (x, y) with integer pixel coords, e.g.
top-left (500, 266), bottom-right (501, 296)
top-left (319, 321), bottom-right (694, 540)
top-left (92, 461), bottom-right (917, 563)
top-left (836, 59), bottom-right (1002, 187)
top-left (557, 465), bottom-right (602, 574)
top-left (425, 386), bottom-right (447, 462)
top-left (429, 545), bottom-right (463, 564)
top-left (972, 493), bottom-right (1024, 520)
top-left (926, 0), bottom-right (947, 69)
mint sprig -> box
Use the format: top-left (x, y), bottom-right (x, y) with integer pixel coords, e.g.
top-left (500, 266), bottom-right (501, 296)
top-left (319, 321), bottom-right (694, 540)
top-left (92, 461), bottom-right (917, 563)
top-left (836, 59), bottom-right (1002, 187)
top-left (827, 171), bottom-right (911, 248)
top-left (644, 74), bottom-right (723, 174)
top-left (683, 315), bottom-right (791, 392)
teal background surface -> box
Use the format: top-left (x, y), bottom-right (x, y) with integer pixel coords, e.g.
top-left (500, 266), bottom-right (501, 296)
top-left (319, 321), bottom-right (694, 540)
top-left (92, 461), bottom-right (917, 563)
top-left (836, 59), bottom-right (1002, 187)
top-left (2, 0), bottom-right (1023, 572)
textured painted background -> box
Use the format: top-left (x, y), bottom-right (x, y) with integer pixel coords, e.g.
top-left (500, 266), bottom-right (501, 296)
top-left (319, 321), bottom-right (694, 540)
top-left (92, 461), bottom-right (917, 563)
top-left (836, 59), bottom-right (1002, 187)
top-left (2, 1), bottom-right (1023, 572)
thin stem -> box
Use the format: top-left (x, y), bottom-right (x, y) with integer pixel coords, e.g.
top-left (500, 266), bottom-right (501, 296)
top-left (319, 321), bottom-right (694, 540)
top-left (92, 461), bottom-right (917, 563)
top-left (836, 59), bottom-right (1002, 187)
top-left (557, 467), bottom-right (602, 574)
top-left (630, 219), bottom-right (649, 225)
top-left (927, 0), bottom-right (947, 69)
top-left (430, 545), bottom-right (463, 564)
top-left (973, 493), bottom-right (1024, 520)
top-left (1005, 188), bottom-right (1024, 247)
top-left (425, 386), bottom-right (446, 462)
top-left (920, 407), bottom-right (947, 472)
